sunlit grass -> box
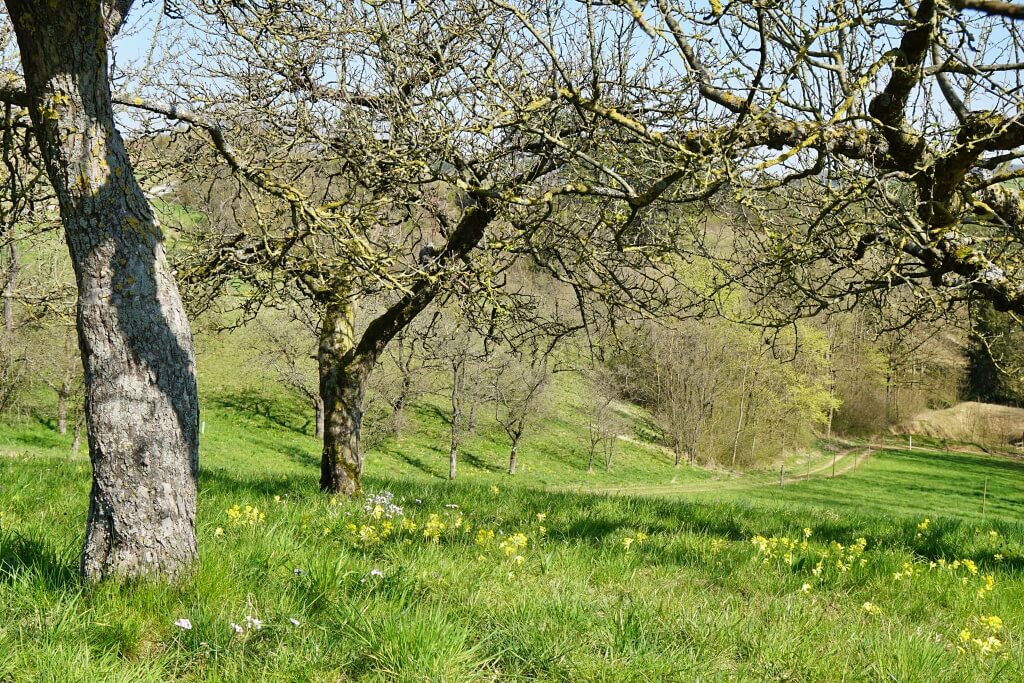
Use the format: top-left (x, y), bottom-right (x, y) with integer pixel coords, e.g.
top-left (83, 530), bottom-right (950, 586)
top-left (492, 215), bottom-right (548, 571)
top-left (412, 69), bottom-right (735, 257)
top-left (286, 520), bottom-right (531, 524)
top-left (2, 355), bottom-right (1023, 680)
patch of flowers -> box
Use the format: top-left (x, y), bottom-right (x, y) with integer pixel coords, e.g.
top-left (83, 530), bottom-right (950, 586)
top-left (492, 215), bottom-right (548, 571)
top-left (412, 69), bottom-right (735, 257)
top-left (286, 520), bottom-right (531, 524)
top-left (225, 503), bottom-right (265, 527)
top-left (957, 615), bottom-right (1006, 657)
top-left (363, 490), bottom-right (403, 519)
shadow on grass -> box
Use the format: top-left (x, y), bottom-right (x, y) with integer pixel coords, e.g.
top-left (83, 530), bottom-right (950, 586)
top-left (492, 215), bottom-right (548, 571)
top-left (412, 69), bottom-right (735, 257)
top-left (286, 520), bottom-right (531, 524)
top-left (208, 389), bottom-right (310, 436)
top-left (382, 445), bottom-right (447, 481)
top-left (3, 423), bottom-right (66, 451)
top-left (200, 467), bottom-right (315, 498)
top-left (0, 530), bottom-right (80, 590)
top-left (462, 450), bottom-right (503, 474)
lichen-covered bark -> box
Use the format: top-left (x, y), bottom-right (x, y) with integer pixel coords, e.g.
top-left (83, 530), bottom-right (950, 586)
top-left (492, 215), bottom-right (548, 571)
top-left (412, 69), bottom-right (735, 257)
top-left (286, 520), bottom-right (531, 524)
top-left (318, 297), bottom-right (367, 495)
top-left (5, 1), bottom-right (199, 580)
top-left (316, 204), bottom-right (494, 495)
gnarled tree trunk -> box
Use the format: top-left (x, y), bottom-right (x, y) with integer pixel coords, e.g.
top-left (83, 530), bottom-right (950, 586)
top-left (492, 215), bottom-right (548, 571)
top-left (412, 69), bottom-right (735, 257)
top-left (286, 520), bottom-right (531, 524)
top-left (318, 296), bottom-right (369, 495)
top-left (315, 203), bottom-right (494, 495)
top-left (6, 0), bottom-right (199, 581)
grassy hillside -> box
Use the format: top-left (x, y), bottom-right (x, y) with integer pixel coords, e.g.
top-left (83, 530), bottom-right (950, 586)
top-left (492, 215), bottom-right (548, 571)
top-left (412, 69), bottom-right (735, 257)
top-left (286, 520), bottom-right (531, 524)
top-left (2, 344), bottom-right (1023, 681)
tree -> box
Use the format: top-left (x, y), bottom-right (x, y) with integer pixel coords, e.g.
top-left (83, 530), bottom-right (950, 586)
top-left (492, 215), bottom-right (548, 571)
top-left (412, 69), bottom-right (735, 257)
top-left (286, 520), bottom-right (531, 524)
top-left (966, 300), bottom-right (1024, 405)
top-left (647, 322), bottom-right (722, 467)
top-left (0, 2), bottom-right (199, 580)
top-left (132, 0), bottom-right (591, 495)
top-left (493, 350), bottom-right (551, 475)
top-left (484, 0), bottom-right (1024, 322)
top-left (254, 306), bottom-right (324, 438)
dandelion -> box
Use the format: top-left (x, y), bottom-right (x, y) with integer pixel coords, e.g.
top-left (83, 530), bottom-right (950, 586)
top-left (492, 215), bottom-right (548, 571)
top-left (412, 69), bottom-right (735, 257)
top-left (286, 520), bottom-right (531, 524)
top-left (489, 485), bottom-right (499, 495)
top-left (862, 602), bottom-right (881, 615)
top-left (635, 532), bottom-right (648, 545)
top-left (214, 527), bottom-right (223, 537)
top-left (917, 518), bottom-right (930, 532)
top-left (174, 618), bottom-right (193, 630)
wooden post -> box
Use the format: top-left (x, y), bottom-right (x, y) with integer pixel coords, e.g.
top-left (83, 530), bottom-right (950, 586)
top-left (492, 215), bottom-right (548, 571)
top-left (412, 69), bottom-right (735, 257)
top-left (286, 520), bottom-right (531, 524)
top-left (780, 464), bottom-right (785, 487)
top-left (982, 477), bottom-right (988, 518)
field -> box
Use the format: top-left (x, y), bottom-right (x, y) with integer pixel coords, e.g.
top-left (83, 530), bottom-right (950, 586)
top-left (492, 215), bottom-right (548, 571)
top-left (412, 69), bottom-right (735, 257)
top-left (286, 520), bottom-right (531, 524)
top-left (1, 354), bottom-right (1023, 681)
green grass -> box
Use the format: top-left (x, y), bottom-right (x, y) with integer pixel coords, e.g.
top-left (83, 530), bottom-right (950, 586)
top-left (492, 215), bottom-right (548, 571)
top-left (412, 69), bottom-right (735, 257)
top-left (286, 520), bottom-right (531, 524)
top-left (1, 348), bottom-right (1023, 680)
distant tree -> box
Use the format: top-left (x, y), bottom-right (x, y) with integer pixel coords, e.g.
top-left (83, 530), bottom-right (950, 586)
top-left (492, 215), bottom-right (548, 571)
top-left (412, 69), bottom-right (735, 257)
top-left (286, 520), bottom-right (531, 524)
top-left (493, 350), bottom-right (551, 475)
top-left (966, 301), bottom-right (1024, 406)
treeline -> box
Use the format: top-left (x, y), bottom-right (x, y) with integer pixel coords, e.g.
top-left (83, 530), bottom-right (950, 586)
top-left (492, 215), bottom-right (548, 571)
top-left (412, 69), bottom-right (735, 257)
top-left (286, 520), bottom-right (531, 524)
top-left (0, 229), bottom-right (975, 476)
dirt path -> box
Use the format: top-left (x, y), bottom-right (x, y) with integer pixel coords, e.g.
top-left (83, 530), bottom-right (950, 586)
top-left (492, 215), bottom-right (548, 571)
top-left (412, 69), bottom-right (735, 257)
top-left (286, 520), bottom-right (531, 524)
top-left (569, 446), bottom-right (876, 497)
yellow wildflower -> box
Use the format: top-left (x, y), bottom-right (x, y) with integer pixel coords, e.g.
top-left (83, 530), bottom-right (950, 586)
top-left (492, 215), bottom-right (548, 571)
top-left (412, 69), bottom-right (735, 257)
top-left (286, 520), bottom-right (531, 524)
top-left (423, 514), bottom-right (445, 542)
top-left (979, 615), bottom-right (1003, 632)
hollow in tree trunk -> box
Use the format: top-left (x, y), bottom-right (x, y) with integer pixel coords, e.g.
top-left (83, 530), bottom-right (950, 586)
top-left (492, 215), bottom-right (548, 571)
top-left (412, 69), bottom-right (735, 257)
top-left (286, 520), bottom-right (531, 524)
top-left (6, 0), bottom-right (200, 581)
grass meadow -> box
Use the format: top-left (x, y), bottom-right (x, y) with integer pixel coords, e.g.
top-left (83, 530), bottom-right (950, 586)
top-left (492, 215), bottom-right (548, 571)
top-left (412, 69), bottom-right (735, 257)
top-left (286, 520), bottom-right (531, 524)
top-left (1, 343), bottom-right (1022, 681)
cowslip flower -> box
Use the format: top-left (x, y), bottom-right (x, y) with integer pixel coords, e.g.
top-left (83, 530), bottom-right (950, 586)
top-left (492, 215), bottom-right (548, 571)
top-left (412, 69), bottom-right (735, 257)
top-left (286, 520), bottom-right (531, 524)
top-left (979, 615), bottom-right (1003, 632)
top-left (862, 602), bottom-right (881, 615)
